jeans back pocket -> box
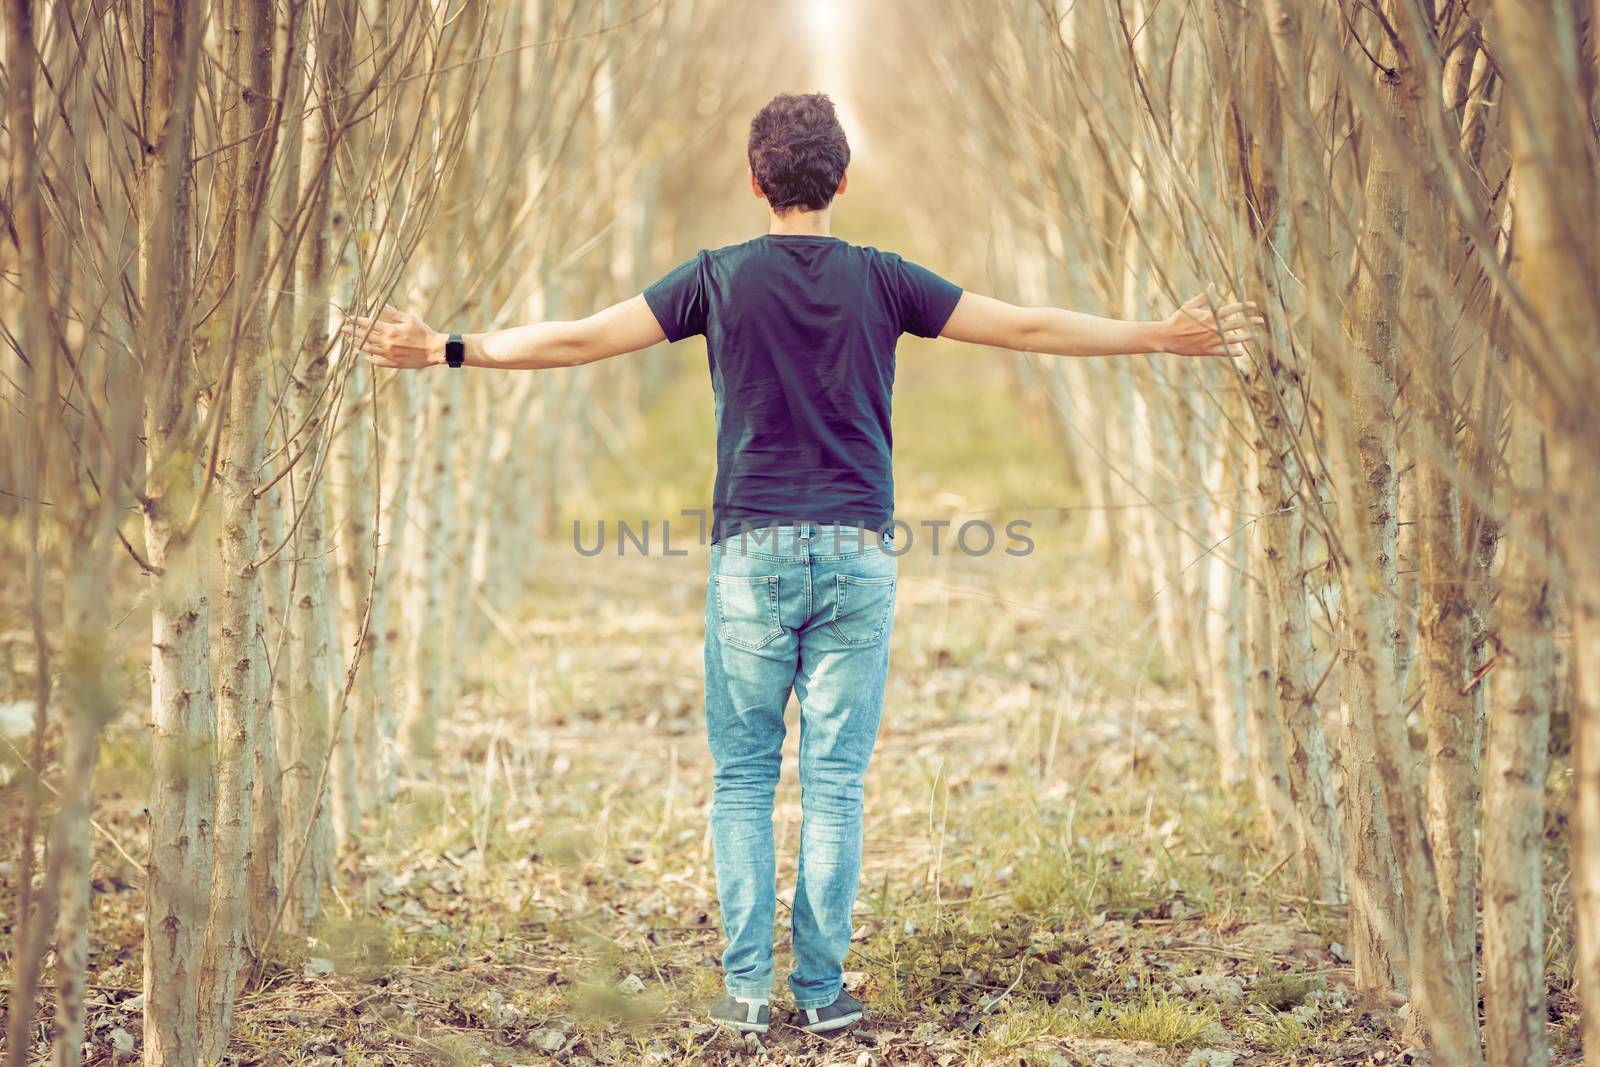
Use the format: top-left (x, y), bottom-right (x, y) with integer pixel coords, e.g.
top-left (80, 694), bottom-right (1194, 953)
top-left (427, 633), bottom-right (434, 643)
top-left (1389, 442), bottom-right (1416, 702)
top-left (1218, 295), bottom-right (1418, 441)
top-left (713, 573), bottom-right (783, 651)
top-left (829, 573), bottom-right (896, 646)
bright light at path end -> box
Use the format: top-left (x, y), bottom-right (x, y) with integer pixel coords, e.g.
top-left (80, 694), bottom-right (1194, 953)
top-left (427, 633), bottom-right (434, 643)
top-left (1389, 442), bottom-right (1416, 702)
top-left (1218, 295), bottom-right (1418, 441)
top-left (799, 0), bottom-right (863, 156)
top-left (802, 0), bottom-right (850, 37)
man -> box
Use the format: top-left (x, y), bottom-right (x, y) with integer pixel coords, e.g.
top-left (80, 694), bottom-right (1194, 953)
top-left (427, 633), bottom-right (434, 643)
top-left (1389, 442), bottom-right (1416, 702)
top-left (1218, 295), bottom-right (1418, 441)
top-left (344, 92), bottom-right (1258, 1036)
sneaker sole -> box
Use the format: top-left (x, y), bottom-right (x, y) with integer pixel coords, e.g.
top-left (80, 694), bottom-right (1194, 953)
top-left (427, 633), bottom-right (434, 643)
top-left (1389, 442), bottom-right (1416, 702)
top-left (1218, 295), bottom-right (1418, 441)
top-left (713, 1018), bottom-right (770, 1035)
top-left (797, 1010), bottom-right (862, 1034)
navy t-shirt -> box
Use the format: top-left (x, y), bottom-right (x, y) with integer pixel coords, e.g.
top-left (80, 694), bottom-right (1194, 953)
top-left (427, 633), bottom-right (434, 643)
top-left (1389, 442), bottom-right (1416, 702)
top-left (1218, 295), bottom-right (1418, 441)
top-left (643, 234), bottom-right (963, 543)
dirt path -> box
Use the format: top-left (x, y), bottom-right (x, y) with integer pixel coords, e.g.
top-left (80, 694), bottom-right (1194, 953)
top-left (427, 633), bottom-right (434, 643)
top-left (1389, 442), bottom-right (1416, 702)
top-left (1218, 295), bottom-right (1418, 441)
top-left (7, 373), bottom-right (1473, 1065)
top-left (191, 544), bottom-right (1412, 1066)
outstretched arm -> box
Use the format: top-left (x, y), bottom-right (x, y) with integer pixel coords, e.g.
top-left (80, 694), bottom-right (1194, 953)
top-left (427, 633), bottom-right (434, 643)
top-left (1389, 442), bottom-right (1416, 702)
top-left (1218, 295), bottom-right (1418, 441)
top-left (940, 286), bottom-right (1261, 358)
top-left (342, 294), bottom-right (666, 370)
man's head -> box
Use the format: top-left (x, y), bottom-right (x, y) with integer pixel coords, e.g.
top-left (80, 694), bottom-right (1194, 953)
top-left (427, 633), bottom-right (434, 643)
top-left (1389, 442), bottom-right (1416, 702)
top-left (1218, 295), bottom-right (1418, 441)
top-left (747, 93), bottom-right (850, 215)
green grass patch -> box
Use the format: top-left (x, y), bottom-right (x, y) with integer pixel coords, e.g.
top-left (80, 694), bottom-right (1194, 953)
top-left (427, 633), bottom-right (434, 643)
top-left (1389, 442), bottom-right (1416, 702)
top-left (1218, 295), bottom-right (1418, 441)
top-left (1063, 990), bottom-right (1218, 1047)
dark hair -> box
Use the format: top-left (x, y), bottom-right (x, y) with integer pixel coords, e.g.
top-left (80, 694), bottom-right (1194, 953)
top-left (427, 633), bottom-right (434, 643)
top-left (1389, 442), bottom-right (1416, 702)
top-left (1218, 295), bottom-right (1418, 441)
top-left (747, 93), bottom-right (851, 214)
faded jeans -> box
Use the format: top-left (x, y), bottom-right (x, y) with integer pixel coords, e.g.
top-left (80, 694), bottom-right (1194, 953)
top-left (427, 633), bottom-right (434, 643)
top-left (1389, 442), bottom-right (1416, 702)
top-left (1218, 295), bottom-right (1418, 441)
top-left (704, 523), bottom-right (897, 1010)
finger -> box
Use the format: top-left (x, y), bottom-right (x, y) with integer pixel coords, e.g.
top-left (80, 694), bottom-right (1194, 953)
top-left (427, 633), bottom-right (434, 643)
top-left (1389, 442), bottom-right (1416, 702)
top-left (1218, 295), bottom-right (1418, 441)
top-left (341, 326), bottom-right (388, 348)
top-left (1213, 301), bottom-right (1256, 318)
top-left (363, 351), bottom-right (398, 369)
top-left (1184, 301), bottom-right (1239, 320)
top-left (1181, 291), bottom-right (1209, 310)
top-left (380, 303), bottom-right (407, 323)
top-left (358, 320), bottom-right (397, 339)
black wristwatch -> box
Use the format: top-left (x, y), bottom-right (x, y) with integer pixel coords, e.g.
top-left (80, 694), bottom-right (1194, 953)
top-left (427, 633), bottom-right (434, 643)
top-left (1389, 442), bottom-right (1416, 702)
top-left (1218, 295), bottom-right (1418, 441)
top-left (444, 333), bottom-right (465, 368)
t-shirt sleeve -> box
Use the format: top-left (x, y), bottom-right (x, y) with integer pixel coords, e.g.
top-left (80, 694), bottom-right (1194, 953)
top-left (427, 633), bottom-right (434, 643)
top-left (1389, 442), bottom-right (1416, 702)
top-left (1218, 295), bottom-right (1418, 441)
top-left (891, 255), bottom-right (964, 338)
top-left (642, 252), bottom-right (709, 342)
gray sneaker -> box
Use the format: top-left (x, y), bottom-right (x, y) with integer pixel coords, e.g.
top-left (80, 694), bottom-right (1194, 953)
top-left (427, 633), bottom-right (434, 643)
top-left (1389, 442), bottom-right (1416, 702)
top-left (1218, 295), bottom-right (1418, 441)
top-left (709, 993), bottom-right (770, 1034)
top-left (795, 989), bottom-right (863, 1033)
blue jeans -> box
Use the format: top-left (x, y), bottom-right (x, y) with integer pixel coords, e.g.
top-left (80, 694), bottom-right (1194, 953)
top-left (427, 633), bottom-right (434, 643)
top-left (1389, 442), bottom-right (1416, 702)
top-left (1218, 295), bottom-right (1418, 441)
top-left (704, 522), bottom-right (897, 1010)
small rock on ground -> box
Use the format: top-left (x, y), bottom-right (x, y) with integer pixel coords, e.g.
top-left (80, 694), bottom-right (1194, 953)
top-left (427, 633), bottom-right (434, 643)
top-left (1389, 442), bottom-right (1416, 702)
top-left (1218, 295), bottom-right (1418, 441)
top-left (1233, 922), bottom-right (1322, 957)
top-left (1183, 1051), bottom-right (1241, 1067)
top-left (1053, 1038), bottom-right (1169, 1066)
top-left (1178, 973), bottom-right (1246, 1004)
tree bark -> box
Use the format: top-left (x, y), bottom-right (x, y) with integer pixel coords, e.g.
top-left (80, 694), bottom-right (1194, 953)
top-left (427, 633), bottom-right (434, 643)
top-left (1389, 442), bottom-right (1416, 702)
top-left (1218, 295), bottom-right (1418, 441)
top-left (281, 0), bottom-right (352, 930)
top-left (250, 472), bottom-right (287, 949)
top-left (249, 0), bottom-right (307, 952)
top-left (139, 1), bottom-right (216, 1062)
top-left (334, 356), bottom-right (385, 816)
top-left (1489, 0), bottom-right (1600, 1051)
top-left (1245, 508), bottom-right (1296, 848)
top-left (1325, 13), bottom-right (1479, 1057)
top-left (1481, 386), bottom-right (1553, 1067)
top-left (1240, 0), bottom-right (1346, 903)
top-left (50, 571), bottom-right (111, 1067)
top-left (370, 373), bottom-right (419, 801)
top-left (402, 372), bottom-right (464, 766)
top-left (1411, 216), bottom-right (1480, 1026)
top-left (198, 0), bottom-right (273, 1055)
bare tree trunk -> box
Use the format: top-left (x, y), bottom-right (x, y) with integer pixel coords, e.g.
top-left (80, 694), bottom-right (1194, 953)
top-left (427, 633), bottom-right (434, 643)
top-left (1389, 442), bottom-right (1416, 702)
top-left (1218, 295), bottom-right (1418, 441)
top-left (1324, 14), bottom-right (1479, 1056)
top-left (50, 575), bottom-right (110, 1067)
top-left (334, 356), bottom-right (383, 818)
top-left (370, 373), bottom-right (418, 800)
top-left (1252, 396), bottom-right (1345, 904)
top-left (467, 372), bottom-right (540, 618)
top-left (250, 0), bottom-right (306, 951)
top-left (1226, 5), bottom-right (1345, 902)
top-left (44, 425), bottom-right (134, 1066)
top-left (1481, 388), bottom-right (1553, 1067)
top-left (1334, 596), bottom-right (1411, 996)
top-left (281, 0), bottom-right (353, 929)
top-left (1245, 521), bottom-right (1295, 846)
top-left (325, 555), bottom-right (357, 846)
top-left (444, 378), bottom-right (490, 714)
top-left (1182, 397), bottom-right (1245, 784)
top-left (198, 0), bottom-right (273, 1054)
top-left (0, 3), bottom-right (115, 1063)
top-left (1, 0), bottom-right (54, 1054)
top-left (1564, 491), bottom-right (1600, 1061)
top-left (402, 372), bottom-right (464, 766)
top-left (1411, 222), bottom-right (1479, 1021)
top-left (140, 1), bottom-right (216, 1062)
top-left (250, 469), bottom-right (288, 949)
top-left (1109, 361), bottom-right (1155, 612)
top-left (1490, 0), bottom-right (1600, 1050)
top-left (1326, 44), bottom-right (1414, 1016)
top-left (1241, 433), bottom-right (1295, 847)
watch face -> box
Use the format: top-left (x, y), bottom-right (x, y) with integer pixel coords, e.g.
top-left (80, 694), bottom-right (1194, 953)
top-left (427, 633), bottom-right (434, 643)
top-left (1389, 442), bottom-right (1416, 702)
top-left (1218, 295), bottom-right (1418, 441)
top-left (447, 335), bottom-right (465, 366)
